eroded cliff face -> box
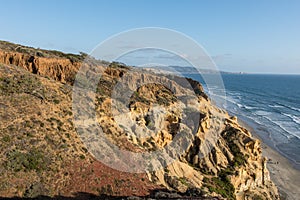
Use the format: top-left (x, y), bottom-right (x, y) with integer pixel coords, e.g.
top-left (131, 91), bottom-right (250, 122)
top-left (0, 44), bottom-right (279, 199)
top-left (0, 50), bottom-right (81, 83)
top-left (92, 67), bottom-right (279, 199)
top-left (131, 88), bottom-right (278, 200)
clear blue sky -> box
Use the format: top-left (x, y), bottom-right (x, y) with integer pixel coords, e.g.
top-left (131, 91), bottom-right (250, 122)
top-left (1, 0), bottom-right (300, 74)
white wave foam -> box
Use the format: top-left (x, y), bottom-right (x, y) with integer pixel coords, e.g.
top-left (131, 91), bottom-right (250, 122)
top-left (268, 104), bottom-right (284, 108)
top-left (244, 105), bottom-right (256, 110)
top-left (208, 92), bottom-right (240, 107)
top-left (227, 91), bottom-right (242, 97)
top-left (269, 104), bottom-right (300, 114)
top-left (254, 110), bottom-right (272, 116)
top-left (275, 121), bottom-right (300, 139)
top-left (282, 113), bottom-right (300, 125)
top-left (261, 115), bottom-right (300, 140)
top-left (288, 106), bottom-right (300, 113)
top-left (209, 90), bottom-right (244, 110)
top-left (246, 116), bottom-right (263, 125)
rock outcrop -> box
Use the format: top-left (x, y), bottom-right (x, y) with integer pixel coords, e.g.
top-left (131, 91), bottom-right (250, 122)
top-left (120, 80), bottom-right (279, 200)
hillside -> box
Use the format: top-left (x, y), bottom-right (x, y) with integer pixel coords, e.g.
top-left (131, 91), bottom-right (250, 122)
top-left (0, 41), bottom-right (279, 199)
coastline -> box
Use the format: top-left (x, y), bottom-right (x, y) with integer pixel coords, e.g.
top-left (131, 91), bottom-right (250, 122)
top-left (238, 119), bottom-right (300, 200)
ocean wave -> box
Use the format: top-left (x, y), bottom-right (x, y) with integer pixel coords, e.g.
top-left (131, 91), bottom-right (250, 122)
top-left (282, 113), bottom-right (300, 125)
top-left (208, 90), bottom-right (246, 110)
top-left (254, 110), bottom-right (272, 116)
top-left (245, 115), bottom-right (263, 125)
top-left (272, 103), bottom-right (300, 113)
top-left (261, 115), bottom-right (300, 140)
top-left (243, 105), bottom-right (257, 110)
top-left (268, 104), bottom-right (284, 108)
top-left (226, 91), bottom-right (242, 97)
top-left (208, 92), bottom-right (238, 105)
top-left (225, 103), bottom-right (300, 141)
top-left (207, 85), bottom-right (300, 141)
top-left (288, 106), bottom-right (300, 113)
top-left (236, 103), bottom-right (243, 108)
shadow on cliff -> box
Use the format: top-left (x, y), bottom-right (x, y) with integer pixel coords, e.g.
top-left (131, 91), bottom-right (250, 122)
top-left (1, 192), bottom-right (124, 200)
top-left (0, 189), bottom-right (216, 200)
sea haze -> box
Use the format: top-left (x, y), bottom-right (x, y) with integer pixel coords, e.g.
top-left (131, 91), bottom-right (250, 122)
top-left (186, 73), bottom-right (300, 169)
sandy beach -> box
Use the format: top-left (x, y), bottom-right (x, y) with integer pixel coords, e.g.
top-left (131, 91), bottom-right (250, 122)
top-left (238, 120), bottom-right (300, 200)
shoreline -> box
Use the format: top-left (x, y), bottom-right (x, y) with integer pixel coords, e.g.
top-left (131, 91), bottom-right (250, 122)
top-left (238, 119), bottom-right (300, 200)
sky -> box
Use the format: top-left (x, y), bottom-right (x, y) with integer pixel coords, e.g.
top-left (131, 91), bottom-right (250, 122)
top-left (1, 0), bottom-right (300, 74)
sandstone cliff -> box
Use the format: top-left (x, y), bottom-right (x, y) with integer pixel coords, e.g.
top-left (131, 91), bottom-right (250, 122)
top-left (0, 50), bottom-right (80, 83)
top-left (0, 41), bottom-right (279, 199)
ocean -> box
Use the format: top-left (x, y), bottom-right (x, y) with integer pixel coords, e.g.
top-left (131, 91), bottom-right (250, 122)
top-left (186, 73), bottom-right (300, 170)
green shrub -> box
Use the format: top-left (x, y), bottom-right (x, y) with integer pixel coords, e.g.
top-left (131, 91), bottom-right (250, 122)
top-left (203, 169), bottom-right (236, 200)
top-left (109, 61), bottom-right (128, 69)
top-left (0, 74), bottom-right (43, 96)
top-left (97, 184), bottom-right (113, 195)
top-left (53, 99), bottom-right (60, 104)
top-left (2, 135), bottom-right (11, 143)
top-left (252, 194), bottom-right (264, 200)
top-left (5, 149), bottom-right (46, 172)
top-left (178, 177), bottom-right (188, 185)
top-left (222, 128), bottom-right (247, 167)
